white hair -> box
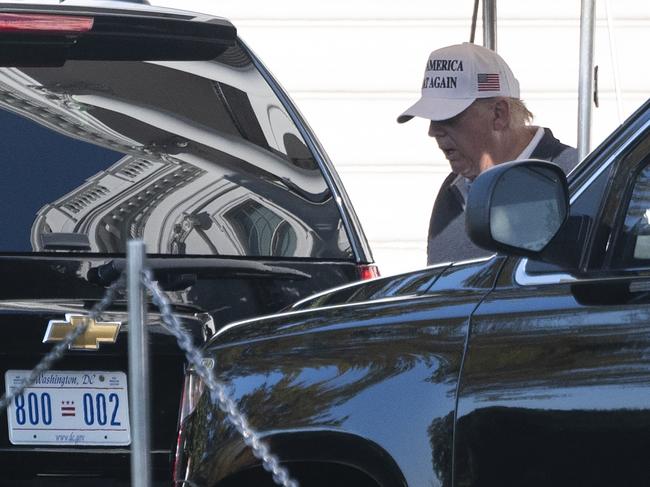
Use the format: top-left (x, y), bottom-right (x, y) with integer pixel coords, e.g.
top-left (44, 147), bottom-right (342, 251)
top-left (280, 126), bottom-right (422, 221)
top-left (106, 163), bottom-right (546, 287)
top-left (475, 97), bottom-right (534, 126)
top-left (506, 98), bottom-right (534, 126)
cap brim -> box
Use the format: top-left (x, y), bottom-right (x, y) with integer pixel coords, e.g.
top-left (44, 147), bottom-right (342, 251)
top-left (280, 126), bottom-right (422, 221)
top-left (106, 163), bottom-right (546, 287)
top-left (397, 96), bottom-right (475, 123)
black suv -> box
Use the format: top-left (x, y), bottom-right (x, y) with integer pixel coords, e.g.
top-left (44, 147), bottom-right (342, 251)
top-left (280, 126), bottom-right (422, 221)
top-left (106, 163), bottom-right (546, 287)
top-left (173, 99), bottom-right (650, 486)
top-left (0, 1), bottom-right (375, 485)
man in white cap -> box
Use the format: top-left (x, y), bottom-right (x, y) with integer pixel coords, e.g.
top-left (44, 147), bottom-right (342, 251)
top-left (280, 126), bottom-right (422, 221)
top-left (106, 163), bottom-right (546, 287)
top-left (398, 42), bottom-right (577, 265)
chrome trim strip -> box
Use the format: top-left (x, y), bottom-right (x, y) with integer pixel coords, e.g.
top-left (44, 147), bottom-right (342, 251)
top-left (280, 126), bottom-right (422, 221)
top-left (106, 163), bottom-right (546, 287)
top-left (516, 118), bottom-right (650, 286)
top-left (515, 259), bottom-right (577, 285)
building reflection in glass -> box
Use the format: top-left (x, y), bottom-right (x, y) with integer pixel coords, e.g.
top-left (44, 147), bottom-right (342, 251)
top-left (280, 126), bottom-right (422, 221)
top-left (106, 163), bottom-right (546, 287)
top-left (0, 43), bottom-right (350, 258)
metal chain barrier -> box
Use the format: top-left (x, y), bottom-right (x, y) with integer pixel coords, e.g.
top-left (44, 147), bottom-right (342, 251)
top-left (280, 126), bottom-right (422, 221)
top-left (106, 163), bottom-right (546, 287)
top-left (142, 270), bottom-right (299, 487)
top-left (0, 275), bottom-right (126, 411)
top-left (0, 267), bottom-right (297, 487)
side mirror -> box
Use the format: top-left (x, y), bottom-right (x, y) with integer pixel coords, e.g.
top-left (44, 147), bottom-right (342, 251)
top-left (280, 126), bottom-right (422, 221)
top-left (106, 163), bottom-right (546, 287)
top-left (466, 160), bottom-right (569, 258)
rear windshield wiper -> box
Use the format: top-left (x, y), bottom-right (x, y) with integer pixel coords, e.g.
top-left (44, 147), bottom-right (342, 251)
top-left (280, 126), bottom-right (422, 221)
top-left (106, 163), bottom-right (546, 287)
top-left (39, 232), bottom-right (91, 251)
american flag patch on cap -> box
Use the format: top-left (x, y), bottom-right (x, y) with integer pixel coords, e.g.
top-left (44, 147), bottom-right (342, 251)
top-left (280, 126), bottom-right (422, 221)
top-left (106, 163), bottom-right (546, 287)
top-left (477, 73), bottom-right (500, 91)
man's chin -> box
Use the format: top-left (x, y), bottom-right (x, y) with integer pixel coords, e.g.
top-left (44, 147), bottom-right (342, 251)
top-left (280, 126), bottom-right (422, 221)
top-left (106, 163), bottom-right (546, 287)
top-left (454, 167), bottom-right (478, 180)
top-left (449, 162), bottom-right (468, 176)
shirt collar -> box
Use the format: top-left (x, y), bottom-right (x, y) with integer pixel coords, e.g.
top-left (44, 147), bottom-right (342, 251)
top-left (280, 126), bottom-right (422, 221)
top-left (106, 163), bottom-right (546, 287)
top-left (516, 126), bottom-right (544, 161)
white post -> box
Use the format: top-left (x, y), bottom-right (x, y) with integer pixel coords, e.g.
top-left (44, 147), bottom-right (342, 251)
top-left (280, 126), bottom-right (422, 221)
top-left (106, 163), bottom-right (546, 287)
top-left (128, 240), bottom-right (151, 487)
top-left (483, 0), bottom-right (497, 51)
top-left (578, 0), bottom-right (596, 160)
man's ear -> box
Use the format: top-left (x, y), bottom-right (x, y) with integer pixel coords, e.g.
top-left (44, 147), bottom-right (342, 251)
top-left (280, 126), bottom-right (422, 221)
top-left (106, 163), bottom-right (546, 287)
top-left (492, 98), bottom-right (510, 131)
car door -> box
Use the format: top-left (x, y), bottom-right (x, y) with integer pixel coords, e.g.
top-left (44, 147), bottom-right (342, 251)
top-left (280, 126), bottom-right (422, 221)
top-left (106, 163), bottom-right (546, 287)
top-left (453, 106), bottom-right (650, 486)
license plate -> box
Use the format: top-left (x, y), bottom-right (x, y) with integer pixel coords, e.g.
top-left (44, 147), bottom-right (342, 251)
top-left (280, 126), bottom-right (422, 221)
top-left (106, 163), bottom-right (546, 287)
top-left (5, 370), bottom-right (131, 446)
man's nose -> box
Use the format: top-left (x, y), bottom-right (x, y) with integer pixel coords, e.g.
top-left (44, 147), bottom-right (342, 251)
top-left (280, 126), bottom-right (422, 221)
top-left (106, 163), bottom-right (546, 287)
top-left (428, 121), bottom-right (447, 138)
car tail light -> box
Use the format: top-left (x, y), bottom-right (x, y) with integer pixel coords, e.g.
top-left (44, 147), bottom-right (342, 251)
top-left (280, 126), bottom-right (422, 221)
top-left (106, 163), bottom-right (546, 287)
top-left (0, 13), bottom-right (94, 33)
top-left (173, 368), bottom-right (207, 482)
top-left (357, 264), bottom-right (380, 280)
top-left (177, 369), bottom-right (205, 428)
top-left (0, 12), bottom-right (234, 66)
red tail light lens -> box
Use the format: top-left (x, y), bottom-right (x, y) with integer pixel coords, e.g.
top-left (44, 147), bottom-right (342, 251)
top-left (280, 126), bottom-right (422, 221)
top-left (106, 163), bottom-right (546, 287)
top-left (0, 13), bottom-right (94, 33)
top-left (357, 264), bottom-right (380, 280)
top-left (177, 370), bottom-right (206, 427)
top-left (173, 369), bottom-right (206, 482)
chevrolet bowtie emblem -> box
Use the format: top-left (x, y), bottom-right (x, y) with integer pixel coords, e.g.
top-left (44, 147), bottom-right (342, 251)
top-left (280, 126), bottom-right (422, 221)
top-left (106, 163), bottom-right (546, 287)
top-left (43, 314), bottom-right (122, 351)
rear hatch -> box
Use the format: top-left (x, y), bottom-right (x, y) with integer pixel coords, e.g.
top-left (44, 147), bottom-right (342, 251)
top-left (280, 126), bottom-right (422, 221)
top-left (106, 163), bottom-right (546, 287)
top-left (0, 3), bottom-right (373, 484)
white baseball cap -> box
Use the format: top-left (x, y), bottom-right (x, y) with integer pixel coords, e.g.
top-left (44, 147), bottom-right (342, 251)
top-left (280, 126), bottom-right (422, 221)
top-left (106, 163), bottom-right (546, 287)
top-left (397, 42), bottom-right (520, 123)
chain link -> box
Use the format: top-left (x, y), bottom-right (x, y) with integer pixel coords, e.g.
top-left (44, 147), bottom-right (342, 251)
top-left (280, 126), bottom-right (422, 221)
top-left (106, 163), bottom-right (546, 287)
top-left (0, 269), bottom-right (297, 487)
top-left (0, 275), bottom-right (126, 412)
top-left (142, 271), bottom-right (298, 487)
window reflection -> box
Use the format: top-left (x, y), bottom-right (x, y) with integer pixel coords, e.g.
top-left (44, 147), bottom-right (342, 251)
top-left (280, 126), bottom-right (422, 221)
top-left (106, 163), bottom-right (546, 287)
top-left (0, 41), bottom-right (351, 258)
top-left (226, 200), bottom-right (298, 257)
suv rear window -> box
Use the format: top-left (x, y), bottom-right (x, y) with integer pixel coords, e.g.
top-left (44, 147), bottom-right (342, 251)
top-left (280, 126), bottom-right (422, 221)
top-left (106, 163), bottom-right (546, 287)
top-left (0, 42), bottom-right (352, 259)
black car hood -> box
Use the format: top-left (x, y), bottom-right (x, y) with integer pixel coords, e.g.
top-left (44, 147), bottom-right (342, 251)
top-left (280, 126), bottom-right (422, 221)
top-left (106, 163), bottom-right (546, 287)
top-left (207, 256), bottom-right (498, 349)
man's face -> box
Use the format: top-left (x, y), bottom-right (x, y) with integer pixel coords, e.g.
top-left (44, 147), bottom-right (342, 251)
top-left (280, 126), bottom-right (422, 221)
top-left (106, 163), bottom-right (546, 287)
top-left (428, 100), bottom-right (496, 180)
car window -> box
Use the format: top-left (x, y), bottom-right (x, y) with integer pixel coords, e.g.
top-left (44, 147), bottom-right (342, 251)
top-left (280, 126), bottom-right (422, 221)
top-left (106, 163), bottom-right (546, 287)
top-left (610, 163), bottom-right (650, 267)
top-left (620, 166), bottom-right (650, 259)
top-left (0, 42), bottom-right (352, 259)
top-left (602, 130), bottom-right (650, 269)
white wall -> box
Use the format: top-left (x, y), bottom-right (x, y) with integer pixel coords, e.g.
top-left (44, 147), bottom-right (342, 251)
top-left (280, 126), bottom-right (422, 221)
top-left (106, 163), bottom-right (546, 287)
top-left (153, 0), bottom-right (650, 276)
